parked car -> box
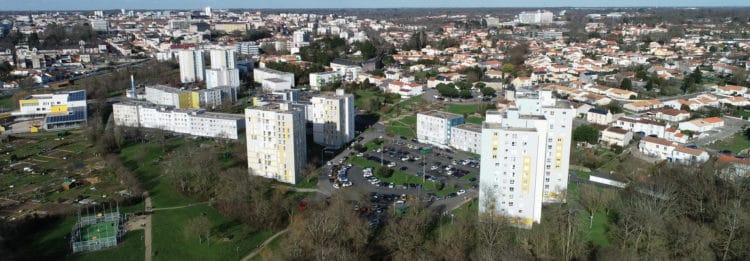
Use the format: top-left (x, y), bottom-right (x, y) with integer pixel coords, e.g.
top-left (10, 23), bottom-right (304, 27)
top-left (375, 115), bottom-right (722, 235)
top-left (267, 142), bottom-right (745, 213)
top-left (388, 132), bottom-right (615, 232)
top-left (457, 189), bottom-right (466, 195)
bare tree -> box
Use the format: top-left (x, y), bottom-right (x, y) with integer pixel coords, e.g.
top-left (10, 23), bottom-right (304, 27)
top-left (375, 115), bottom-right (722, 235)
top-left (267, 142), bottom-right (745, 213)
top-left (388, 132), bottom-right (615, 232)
top-left (184, 215), bottom-right (212, 244)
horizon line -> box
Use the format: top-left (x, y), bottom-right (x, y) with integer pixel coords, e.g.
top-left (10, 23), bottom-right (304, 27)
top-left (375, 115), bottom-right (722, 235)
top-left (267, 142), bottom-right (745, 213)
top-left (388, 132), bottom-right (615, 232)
top-left (3, 6), bottom-right (750, 12)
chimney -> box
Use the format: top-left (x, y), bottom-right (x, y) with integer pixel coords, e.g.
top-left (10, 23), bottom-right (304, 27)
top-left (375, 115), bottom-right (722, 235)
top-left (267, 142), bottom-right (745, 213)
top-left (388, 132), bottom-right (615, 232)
top-left (130, 75), bottom-right (136, 99)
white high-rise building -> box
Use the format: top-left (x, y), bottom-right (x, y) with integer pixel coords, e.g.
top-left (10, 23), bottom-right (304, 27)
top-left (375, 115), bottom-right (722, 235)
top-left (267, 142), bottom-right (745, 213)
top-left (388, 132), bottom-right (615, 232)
top-left (479, 89), bottom-right (574, 228)
top-left (417, 111), bottom-right (464, 148)
top-left (209, 49), bottom-right (236, 70)
top-left (204, 6), bottom-right (212, 17)
top-left (245, 103), bottom-right (307, 184)
top-left (310, 89), bottom-right (355, 149)
top-left (293, 30), bottom-right (310, 44)
top-left (206, 68), bottom-right (240, 89)
top-left (179, 49), bottom-right (204, 83)
top-left (518, 10), bottom-right (554, 24)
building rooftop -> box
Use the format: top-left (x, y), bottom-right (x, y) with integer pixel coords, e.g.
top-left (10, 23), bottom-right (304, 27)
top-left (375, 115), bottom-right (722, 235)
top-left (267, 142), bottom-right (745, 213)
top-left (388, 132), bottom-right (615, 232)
top-left (604, 127), bottom-right (628, 134)
top-left (265, 78), bottom-right (291, 83)
top-left (454, 123), bottom-right (482, 132)
top-left (419, 110), bottom-right (463, 120)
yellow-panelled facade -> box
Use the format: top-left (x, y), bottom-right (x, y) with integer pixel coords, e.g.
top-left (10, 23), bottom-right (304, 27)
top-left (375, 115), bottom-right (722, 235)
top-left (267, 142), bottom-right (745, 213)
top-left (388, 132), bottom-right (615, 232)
top-left (178, 92), bottom-right (200, 109)
top-left (521, 155), bottom-right (531, 193)
top-left (50, 105), bottom-right (68, 113)
top-left (190, 92), bottom-right (200, 108)
top-left (19, 99), bottom-right (39, 107)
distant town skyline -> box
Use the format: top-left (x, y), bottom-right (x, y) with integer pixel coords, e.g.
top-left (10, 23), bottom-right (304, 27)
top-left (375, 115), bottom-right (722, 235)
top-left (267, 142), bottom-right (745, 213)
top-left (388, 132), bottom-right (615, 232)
top-left (2, 0), bottom-right (750, 11)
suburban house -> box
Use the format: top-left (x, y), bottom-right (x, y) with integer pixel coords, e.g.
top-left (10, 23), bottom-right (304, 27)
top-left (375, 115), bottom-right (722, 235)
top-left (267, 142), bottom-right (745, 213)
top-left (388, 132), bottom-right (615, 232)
top-left (671, 146), bottom-right (710, 163)
top-left (624, 99), bottom-right (664, 112)
top-left (639, 136), bottom-right (676, 160)
top-left (719, 96), bottom-right (750, 107)
top-left (649, 108), bottom-right (691, 123)
top-left (586, 108), bottom-right (614, 125)
top-left (639, 136), bottom-right (709, 163)
top-left (713, 85), bottom-right (748, 96)
top-left (615, 116), bottom-right (668, 138)
top-left (511, 76), bottom-right (533, 87)
top-left (601, 127), bottom-right (633, 147)
top-left (605, 88), bottom-right (638, 100)
top-left (718, 154), bottom-right (750, 178)
top-left (665, 128), bottom-right (689, 143)
top-left (678, 117), bottom-right (724, 132)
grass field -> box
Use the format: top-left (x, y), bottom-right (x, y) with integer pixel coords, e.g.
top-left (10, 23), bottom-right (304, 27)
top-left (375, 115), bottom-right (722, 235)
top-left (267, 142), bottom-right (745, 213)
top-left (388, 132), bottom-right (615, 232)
top-left (386, 115), bottom-right (417, 138)
top-left (708, 131), bottom-right (750, 153)
top-left (151, 204), bottom-right (274, 261)
top-left (445, 104), bottom-right (480, 115)
top-left (69, 230), bottom-right (145, 261)
top-left (120, 140), bottom-right (194, 208)
top-left (465, 116), bottom-right (484, 124)
top-left (0, 94), bottom-right (14, 110)
top-left (80, 221), bottom-right (118, 241)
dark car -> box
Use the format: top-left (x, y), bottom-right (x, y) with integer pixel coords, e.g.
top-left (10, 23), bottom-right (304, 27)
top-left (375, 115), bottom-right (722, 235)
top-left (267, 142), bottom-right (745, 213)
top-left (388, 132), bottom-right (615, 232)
top-left (469, 177), bottom-right (477, 182)
top-left (400, 166), bottom-right (408, 171)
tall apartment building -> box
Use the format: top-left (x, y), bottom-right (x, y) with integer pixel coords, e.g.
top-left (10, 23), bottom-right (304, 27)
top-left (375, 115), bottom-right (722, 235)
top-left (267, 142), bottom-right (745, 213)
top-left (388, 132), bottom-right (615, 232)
top-left (518, 10), bottom-right (554, 24)
top-left (113, 101), bottom-right (245, 139)
top-left (245, 103), bottom-right (307, 184)
top-left (450, 123), bottom-right (482, 154)
top-left (417, 111), bottom-right (464, 148)
top-left (205, 68), bottom-right (240, 89)
top-left (309, 71), bottom-right (342, 90)
top-left (179, 49), bottom-right (204, 83)
top-left (254, 67), bottom-right (295, 87)
top-left (310, 89), bottom-right (355, 149)
top-left (144, 85), bottom-right (235, 109)
top-left (479, 89), bottom-right (574, 228)
top-left (209, 48), bottom-right (236, 70)
top-left (236, 42), bottom-right (260, 55)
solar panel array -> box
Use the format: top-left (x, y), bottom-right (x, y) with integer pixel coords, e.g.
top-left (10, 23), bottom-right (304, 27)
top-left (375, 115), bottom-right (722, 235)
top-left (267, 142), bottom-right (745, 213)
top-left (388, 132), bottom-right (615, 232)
top-left (66, 90), bottom-right (87, 102)
top-left (45, 109), bottom-right (86, 124)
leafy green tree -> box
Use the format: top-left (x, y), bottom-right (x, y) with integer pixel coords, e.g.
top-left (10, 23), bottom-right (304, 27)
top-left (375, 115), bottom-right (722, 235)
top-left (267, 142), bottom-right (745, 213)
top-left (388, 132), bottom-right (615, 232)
top-left (376, 166), bottom-right (394, 178)
top-left (480, 87), bottom-right (496, 97)
top-left (691, 67), bottom-right (703, 84)
top-left (573, 125), bottom-right (600, 144)
top-left (620, 78), bottom-right (633, 90)
top-left (459, 89), bottom-right (473, 99)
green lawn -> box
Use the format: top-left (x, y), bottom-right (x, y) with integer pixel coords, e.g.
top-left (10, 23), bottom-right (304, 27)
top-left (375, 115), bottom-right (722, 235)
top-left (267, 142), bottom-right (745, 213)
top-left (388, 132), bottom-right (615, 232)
top-left (460, 173), bottom-right (477, 181)
top-left (586, 210), bottom-right (611, 247)
top-left (349, 156), bottom-right (451, 193)
top-left (446, 104), bottom-right (480, 115)
top-left (120, 140), bottom-right (194, 208)
top-left (69, 230), bottom-right (145, 261)
top-left (0, 94), bottom-right (14, 110)
top-left (291, 177), bottom-right (318, 189)
top-left (151, 204), bottom-right (274, 261)
top-left (386, 116), bottom-right (417, 138)
top-left (451, 198), bottom-right (479, 218)
top-left (354, 89), bottom-right (379, 108)
top-left (708, 131), bottom-right (750, 154)
top-left (572, 170), bottom-right (591, 180)
top-left (465, 116), bottom-right (484, 124)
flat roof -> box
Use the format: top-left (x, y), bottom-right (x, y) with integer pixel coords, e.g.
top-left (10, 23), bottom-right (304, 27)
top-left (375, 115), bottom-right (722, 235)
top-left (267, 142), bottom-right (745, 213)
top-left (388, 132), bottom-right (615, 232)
top-left (453, 123), bottom-right (482, 132)
top-left (419, 110), bottom-right (462, 119)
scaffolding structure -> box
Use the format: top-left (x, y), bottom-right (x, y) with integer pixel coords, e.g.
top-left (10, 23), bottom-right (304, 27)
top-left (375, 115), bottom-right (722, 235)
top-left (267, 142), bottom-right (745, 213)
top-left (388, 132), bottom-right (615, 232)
top-left (70, 204), bottom-right (125, 253)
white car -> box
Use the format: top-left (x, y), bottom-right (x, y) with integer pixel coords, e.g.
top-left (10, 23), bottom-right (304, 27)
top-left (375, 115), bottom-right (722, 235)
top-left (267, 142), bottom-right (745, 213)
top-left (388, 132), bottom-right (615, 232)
top-left (457, 189), bottom-right (466, 195)
top-left (342, 181), bottom-right (353, 187)
top-left (431, 166), bottom-right (439, 171)
top-left (363, 171), bottom-right (372, 178)
top-left (333, 183), bottom-right (340, 189)
top-left (387, 162), bottom-right (396, 168)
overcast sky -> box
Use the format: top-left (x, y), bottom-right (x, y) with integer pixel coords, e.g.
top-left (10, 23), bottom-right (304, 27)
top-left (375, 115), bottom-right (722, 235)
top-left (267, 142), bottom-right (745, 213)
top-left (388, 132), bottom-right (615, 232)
top-left (1, 0), bottom-right (749, 11)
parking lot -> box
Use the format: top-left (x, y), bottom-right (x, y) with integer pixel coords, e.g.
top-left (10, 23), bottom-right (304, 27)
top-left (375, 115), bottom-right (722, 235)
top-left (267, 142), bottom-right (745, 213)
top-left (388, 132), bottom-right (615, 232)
top-left (321, 129), bottom-right (479, 200)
